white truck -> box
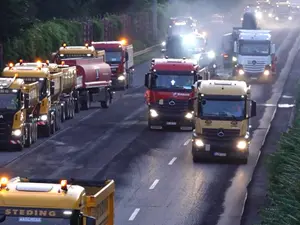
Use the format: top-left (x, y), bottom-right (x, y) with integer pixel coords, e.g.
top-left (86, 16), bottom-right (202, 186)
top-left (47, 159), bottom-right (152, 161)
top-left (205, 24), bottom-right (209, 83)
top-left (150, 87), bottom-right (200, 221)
top-left (232, 29), bottom-right (276, 82)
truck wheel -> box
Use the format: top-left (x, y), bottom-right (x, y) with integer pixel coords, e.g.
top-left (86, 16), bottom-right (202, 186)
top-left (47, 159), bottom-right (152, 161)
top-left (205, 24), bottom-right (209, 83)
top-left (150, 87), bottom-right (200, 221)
top-left (55, 113), bottom-right (61, 131)
top-left (192, 156), bottom-right (199, 163)
top-left (81, 94), bottom-right (90, 110)
top-left (70, 101), bottom-right (75, 119)
top-left (33, 122), bottom-right (38, 143)
top-left (100, 91), bottom-right (110, 108)
top-left (24, 126), bottom-right (31, 148)
top-left (51, 117), bottom-right (56, 134)
top-left (75, 100), bottom-right (80, 113)
top-left (65, 102), bottom-right (71, 120)
top-left (61, 104), bottom-right (66, 122)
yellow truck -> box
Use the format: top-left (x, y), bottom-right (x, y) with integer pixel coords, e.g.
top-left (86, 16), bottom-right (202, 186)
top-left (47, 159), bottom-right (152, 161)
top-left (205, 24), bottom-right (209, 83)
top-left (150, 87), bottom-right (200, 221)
top-left (15, 60), bottom-right (80, 121)
top-left (2, 63), bottom-right (63, 137)
top-left (0, 75), bottom-right (39, 150)
top-left (0, 176), bottom-right (115, 225)
top-left (188, 80), bottom-right (257, 164)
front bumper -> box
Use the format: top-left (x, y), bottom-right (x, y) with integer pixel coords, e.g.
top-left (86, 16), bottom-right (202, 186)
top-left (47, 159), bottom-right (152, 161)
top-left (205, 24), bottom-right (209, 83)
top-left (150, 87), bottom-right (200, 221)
top-left (148, 111), bottom-right (193, 128)
top-left (234, 67), bottom-right (273, 81)
top-left (191, 134), bottom-right (249, 159)
top-left (111, 76), bottom-right (126, 89)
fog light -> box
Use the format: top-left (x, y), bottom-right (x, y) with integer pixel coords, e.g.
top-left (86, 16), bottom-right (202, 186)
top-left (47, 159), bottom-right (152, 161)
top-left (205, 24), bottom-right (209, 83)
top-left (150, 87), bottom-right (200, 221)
top-left (288, 16), bottom-right (292, 20)
top-left (40, 115), bottom-right (47, 121)
top-left (149, 109), bottom-right (158, 118)
top-left (195, 139), bottom-right (204, 147)
top-left (118, 75), bottom-right (125, 81)
top-left (237, 140), bottom-right (247, 150)
top-left (238, 69), bottom-right (244, 75)
top-left (263, 70), bottom-right (270, 76)
top-left (185, 112), bottom-right (193, 119)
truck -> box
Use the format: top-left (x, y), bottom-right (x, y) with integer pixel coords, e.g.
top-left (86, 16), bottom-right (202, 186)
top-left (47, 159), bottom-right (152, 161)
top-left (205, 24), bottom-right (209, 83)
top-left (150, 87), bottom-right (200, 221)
top-left (188, 80), bottom-right (257, 164)
top-left (62, 54), bottom-right (113, 109)
top-left (144, 58), bottom-right (209, 130)
top-left (0, 75), bottom-right (39, 151)
top-left (91, 40), bottom-right (134, 90)
top-left (0, 176), bottom-right (115, 225)
top-left (15, 60), bottom-right (79, 120)
top-left (2, 63), bottom-right (65, 137)
top-left (273, 1), bottom-right (294, 22)
top-left (52, 43), bottom-right (99, 64)
top-left (232, 29), bottom-right (276, 82)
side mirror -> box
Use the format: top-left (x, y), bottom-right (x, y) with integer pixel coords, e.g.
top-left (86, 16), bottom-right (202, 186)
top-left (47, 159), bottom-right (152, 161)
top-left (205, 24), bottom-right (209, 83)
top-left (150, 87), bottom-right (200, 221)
top-left (24, 94), bottom-right (29, 109)
top-left (250, 100), bottom-right (256, 117)
top-left (125, 52), bottom-right (129, 62)
top-left (271, 43), bottom-right (275, 54)
top-left (233, 41), bottom-right (237, 53)
top-left (161, 49), bottom-right (166, 53)
top-left (188, 99), bottom-right (193, 111)
top-left (83, 215), bottom-right (96, 225)
top-left (50, 81), bottom-right (55, 95)
top-left (144, 73), bottom-right (149, 88)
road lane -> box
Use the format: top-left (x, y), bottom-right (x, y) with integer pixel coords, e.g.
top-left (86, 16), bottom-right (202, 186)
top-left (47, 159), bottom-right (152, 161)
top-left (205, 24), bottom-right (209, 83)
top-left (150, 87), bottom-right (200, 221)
top-left (1, 26), bottom-right (296, 225)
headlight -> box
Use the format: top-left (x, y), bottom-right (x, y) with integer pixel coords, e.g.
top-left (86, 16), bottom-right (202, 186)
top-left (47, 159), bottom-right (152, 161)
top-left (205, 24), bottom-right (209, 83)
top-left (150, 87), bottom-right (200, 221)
top-left (232, 56), bottom-right (237, 62)
top-left (238, 69), bottom-right (244, 75)
top-left (268, 13), bottom-right (272, 17)
top-left (288, 16), bottom-right (292, 20)
top-left (275, 17), bottom-right (279, 20)
top-left (12, 129), bottom-right (22, 136)
top-left (195, 139), bottom-right (204, 147)
top-left (161, 41), bottom-right (166, 47)
top-left (40, 115), bottom-right (48, 121)
top-left (255, 11), bottom-right (262, 19)
top-left (185, 112), bottom-right (193, 119)
top-left (263, 70), bottom-right (270, 75)
top-left (149, 109), bottom-right (158, 118)
top-left (237, 140), bottom-right (247, 150)
top-left (207, 50), bottom-right (215, 59)
top-left (183, 35), bottom-right (196, 45)
top-left (118, 75), bottom-right (125, 81)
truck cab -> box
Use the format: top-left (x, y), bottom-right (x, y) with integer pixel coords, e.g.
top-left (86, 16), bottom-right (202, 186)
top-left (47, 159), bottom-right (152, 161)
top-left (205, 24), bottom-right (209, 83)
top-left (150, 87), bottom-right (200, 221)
top-left (189, 80), bottom-right (256, 164)
top-left (232, 29), bottom-right (276, 82)
top-left (144, 58), bottom-right (209, 130)
top-left (274, 2), bottom-right (293, 22)
top-left (0, 176), bottom-right (115, 225)
top-left (91, 40), bottom-right (134, 90)
top-left (0, 75), bottom-right (39, 150)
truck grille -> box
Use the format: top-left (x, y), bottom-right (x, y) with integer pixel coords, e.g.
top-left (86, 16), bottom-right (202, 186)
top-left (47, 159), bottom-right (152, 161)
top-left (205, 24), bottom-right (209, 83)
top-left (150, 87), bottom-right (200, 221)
top-left (0, 121), bottom-right (12, 139)
top-left (244, 61), bottom-right (266, 73)
top-left (154, 99), bottom-right (188, 114)
top-left (202, 128), bottom-right (240, 140)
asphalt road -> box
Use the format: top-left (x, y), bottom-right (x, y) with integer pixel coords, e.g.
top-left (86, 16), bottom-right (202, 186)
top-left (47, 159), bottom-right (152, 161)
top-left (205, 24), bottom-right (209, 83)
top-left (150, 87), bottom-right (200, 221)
top-left (1, 25), bottom-right (299, 225)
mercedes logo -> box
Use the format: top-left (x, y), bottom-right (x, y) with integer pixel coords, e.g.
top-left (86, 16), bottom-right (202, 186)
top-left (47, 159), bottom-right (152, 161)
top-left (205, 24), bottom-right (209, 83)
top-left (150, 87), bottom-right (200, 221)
top-left (252, 60), bottom-right (256, 65)
top-left (217, 131), bottom-right (225, 137)
top-left (169, 100), bottom-right (175, 106)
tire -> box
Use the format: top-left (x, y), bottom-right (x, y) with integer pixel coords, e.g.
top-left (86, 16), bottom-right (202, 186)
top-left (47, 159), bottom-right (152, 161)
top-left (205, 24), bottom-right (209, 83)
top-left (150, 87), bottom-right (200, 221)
top-left (192, 156), bottom-right (199, 163)
top-left (51, 117), bottom-right (56, 134)
top-left (100, 91), bottom-right (110, 108)
top-left (43, 124), bottom-right (51, 137)
top-left (75, 100), bottom-right (80, 113)
top-left (81, 93), bottom-right (90, 110)
top-left (61, 104), bottom-right (66, 122)
top-left (24, 126), bottom-right (31, 147)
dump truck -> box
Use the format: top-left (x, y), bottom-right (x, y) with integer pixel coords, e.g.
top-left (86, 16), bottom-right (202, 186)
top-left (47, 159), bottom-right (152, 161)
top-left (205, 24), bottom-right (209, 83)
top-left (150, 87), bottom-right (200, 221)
top-left (63, 52), bottom-right (113, 109)
top-left (188, 80), bottom-right (257, 164)
top-left (52, 43), bottom-right (99, 64)
top-left (92, 40), bottom-right (134, 90)
top-left (0, 176), bottom-right (115, 225)
top-left (2, 63), bottom-right (64, 137)
top-left (0, 75), bottom-right (39, 151)
top-left (144, 58), bottom-right (209, 130)
top-left (15, 60), bottom-right (79, 120)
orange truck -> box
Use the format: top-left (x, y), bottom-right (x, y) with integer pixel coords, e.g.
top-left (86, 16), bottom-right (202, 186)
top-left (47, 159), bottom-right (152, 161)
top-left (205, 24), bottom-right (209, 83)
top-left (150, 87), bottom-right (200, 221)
top-left (0, 177), bottom-right (115, 225)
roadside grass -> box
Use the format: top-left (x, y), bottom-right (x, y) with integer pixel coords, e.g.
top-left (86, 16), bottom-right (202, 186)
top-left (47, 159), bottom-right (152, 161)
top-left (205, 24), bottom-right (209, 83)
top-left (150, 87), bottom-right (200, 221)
top-left (260, 89), bottom-right (300, 224)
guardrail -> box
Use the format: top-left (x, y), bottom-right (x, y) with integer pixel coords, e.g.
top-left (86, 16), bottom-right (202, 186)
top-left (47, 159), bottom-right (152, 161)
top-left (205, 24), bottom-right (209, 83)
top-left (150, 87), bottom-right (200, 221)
top-left (133, 44), bottom-right (160, 57)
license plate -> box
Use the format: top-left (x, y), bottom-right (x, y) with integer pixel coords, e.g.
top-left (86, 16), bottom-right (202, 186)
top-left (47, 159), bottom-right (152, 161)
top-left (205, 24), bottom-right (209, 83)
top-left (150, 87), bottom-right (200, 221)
top-left (251, 77), bottom-right (257, 80)
top-left (205, 144), bottom-right (210, 151)
top-left (166, 122), bottom-right (176, 125)
top-left (214, 152), bottom-right (227, 157)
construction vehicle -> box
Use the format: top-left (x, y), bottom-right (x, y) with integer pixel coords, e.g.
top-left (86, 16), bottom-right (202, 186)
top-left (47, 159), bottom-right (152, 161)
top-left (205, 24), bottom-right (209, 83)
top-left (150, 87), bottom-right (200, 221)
top-left (91, 39), bottom-right (134, 90)
top-left (62, 53), bottom-right (112, 109)
top-left (0, 176), bottom-right (115, 225)
top-left (232, 29), bottom-right (276, 82)
top-left (15, 60), bottom-right (79, 120)
top-left (2, 63), bottom-right (64, 137)
top-left (144, 58), bottom-right (209, 130)
top-left (188, 80), bottom-right (257, 164)
top-left (0, 75), bottom-right (39, 151)
top-left (52, 43), bottom-right (99, 64)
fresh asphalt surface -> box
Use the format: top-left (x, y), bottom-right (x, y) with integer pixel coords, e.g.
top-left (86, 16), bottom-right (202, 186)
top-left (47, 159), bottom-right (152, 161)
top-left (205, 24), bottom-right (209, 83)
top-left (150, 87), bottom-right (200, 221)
top-left (1, 24), bottom-right (299, 225)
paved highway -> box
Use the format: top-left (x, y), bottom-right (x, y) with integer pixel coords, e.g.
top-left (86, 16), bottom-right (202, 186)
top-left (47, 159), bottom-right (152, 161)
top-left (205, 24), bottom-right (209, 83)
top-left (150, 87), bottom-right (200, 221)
top-left (1, 25), bottom-right (299, 225)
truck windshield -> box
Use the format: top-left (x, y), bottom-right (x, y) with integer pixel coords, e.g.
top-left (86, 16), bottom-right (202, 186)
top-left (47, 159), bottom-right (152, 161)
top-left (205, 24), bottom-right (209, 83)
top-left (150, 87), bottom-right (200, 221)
top-left (275, 6), bottom-right (291, 14)
top-left (0, 93), bottom-right (19, 110)
top-left (239, 42), bottom-right (270, 56)
top-left (105, 51), bottom-right (122, 63)
top-left (0, 216), bottom-right (69, 225)
top-left (199, 99), bottom-right (245, 120)
top-left (153, 73), bottom-right (194, 90)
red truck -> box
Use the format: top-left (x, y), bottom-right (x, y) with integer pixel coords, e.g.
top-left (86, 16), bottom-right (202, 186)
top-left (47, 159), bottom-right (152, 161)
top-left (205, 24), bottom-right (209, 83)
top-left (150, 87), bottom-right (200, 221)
top-left (91, 40), bottom-right (134, 90)
top-left (144, 58), bottom-right (209, 130)
top-left (62, 51), bottom-right (113, 109)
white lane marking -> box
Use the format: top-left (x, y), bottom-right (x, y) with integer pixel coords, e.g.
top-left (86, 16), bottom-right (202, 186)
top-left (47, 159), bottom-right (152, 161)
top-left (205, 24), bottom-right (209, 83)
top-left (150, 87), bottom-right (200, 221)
top-left (149, 179), bottom-right (159, 190)
top-left (184, 139), bottom-right (191, 145)
top-left (128, 208), bottom-right (140, 221)
top-left (168, 157), bottom-right (177, 165)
